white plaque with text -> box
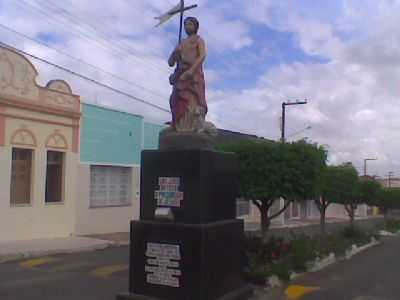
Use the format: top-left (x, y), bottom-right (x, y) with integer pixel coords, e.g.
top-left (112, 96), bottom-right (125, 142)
top-left (145, 242), bottom-right (181, 288)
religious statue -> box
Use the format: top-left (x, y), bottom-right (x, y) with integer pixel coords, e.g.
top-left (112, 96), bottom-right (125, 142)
top-left (168, 16), bottom-right (207, 132)
top-left (156, 3), bottom-right (217, 149)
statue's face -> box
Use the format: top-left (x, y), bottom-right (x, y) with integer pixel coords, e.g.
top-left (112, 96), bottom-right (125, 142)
top-left (184, 20), bottom-right (196, 35)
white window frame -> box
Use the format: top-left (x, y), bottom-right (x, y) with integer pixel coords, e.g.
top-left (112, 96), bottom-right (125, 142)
top-left (89, 165), bottom-right (132, 208)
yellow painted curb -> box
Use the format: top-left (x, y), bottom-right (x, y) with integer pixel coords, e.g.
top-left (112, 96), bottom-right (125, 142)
top-left (20, 257), bottom-right (59, 268)
top-left (285, 285), bottom-right (320, 300)
top-left (91, 264), bottom-right (129, 278)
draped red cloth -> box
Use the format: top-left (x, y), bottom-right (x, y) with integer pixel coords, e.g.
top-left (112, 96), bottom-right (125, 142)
top-left (169, 37), bottom-right (207, 128)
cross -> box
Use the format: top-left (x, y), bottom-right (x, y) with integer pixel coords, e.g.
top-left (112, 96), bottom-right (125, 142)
top-left (173, 1), bottom-right (197, 43)
top-left (155, 1), bottom-right (198, 43)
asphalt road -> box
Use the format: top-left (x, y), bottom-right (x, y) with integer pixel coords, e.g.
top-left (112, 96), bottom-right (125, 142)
top-left (0, 221), bottom-right (395, 300)
top-left (283, 236), bottom-right (400, 300)
top-left (0, 246), bottom-right (130, 300)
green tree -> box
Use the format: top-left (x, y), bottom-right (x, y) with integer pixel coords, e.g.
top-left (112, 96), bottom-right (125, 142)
top-left (356, 176), bottom-right (382, 206)
top-left (326, 164), bottom-right (359, 227)
top-left (315, 165), bottom-right (342, 234)
top-left (219, 140), bottom-right (326, 237)
top-left (374, 187), bottom-right (400, 225)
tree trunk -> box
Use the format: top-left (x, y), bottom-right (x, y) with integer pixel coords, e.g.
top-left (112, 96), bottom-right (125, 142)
top-left (345, 204), bottom-right (355, 228)
top-left (349, 207), bottom-right (355, 228)
top-left (320, 206), bottom-right (326, 234)
top-left (315, 198), bottom-right (329, 235)
top-left (260, 205), bottom-right (270, 239)
top-left (383, 208), bottom-right (388, 229)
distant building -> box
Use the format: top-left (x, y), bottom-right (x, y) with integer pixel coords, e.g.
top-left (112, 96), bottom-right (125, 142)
top-left (216, 128), bottom-right (266, 144)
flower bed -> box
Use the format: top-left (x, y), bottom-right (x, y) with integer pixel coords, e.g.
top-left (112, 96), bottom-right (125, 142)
top-left (244, 226), bottom-right (380, 285)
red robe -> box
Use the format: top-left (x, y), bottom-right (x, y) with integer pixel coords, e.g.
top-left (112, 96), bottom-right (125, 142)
top-left (170, 35), bottom-right (207, 128)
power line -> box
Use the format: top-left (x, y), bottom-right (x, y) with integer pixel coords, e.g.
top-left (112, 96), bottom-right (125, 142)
top-left (35, 0), bottom-right (171, 74)
top-left (0, 23), bottom-right (169, 100)
top-left (286, 125), bottom-right (312, 139)
top-left (0, 41), bottom-right (170, 113)
top-left (16, 0), bottom-right (170, 76)
top-left (44, 0), bottom-right (170, 67)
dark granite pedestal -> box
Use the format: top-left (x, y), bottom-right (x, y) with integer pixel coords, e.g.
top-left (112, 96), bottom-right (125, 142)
top-left (117, 149), bottom-right (252, 300)
top-left (117, 220), bottom-right (252, 300)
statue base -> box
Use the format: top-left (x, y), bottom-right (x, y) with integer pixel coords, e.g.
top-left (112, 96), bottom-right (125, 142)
top-left (159, 128), bottom-right (216, 151)
top-left (116, 220), bottom-right (253, 300)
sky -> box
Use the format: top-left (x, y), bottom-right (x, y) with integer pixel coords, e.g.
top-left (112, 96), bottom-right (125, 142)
top-left (0, 0), bottom-right (399, 178)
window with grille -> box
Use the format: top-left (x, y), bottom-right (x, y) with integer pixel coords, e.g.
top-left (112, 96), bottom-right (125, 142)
top-left (90, 165), bottom-right (131, 207)
top-left (10, 148), bottom-right (33, 205)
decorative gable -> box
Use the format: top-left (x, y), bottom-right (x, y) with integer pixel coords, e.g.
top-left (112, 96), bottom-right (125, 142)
top-left (0, 46), bottom-right (80, 118)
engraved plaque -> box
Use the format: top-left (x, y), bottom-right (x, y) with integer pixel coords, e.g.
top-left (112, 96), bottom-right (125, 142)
top-left (145, 243), bottom-right (181, 288)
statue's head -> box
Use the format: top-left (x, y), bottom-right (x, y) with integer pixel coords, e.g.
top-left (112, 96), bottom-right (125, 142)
top-left (184, 17), bottom-right (199, 35)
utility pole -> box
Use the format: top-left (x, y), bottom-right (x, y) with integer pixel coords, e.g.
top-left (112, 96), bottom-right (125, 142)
top-left (281, 99), bottom-right (307, 142)
top-left (363, 158), bottom-right (377, 176)
top-left (388, 171), bottom-right (394, 188)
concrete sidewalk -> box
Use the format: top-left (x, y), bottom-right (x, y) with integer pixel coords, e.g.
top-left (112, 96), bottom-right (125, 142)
top-left (0, 217), bottom-right (383, 264)
top-left (0, 236), bottom-right (115, 263)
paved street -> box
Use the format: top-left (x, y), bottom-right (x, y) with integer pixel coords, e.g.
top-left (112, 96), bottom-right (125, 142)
top-left (281, 236), bottom-right (400, 300)
top-left (1, 228), bottom-right (397, 300)
top-left (0, 246), bottom-right (130, 300)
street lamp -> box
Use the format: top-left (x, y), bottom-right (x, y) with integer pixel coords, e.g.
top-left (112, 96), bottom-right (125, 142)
top-left (281, 99), bottom-right (308, 142)
top-left (363, 158), bottom-right (377, 176)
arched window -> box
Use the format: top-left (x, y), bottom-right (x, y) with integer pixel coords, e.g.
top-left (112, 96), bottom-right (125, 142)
top-left (10, 128), bottom-right (37, 147)
top-left (45, 130), bottom-right (68, 150)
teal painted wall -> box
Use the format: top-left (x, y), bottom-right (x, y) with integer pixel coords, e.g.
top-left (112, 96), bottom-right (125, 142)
top-left (143, 122), bottom-right (163, 150)
top-left (80, 104), bottom-right (144, 165)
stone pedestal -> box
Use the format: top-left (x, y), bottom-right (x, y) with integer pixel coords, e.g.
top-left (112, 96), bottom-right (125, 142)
top-left (117, 149), bottom-right (252, 300)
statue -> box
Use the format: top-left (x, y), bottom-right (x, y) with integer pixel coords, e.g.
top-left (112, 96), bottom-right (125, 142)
top-left (168, 16), bottom-right (208, 133)
top-left (154, 0), bottom-right (217, 148)
top-left (159, 16), bottom-right (216, 149)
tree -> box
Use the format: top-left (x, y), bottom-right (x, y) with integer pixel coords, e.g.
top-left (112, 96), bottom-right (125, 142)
top-left (350, 176), bottom-right (382, 226)
top-left (373, 187), bottom-right (400, 225)
top-left (315, 165), bottom-right (342, 234)
top-left (356, 176), bottom-right (382, 206)
top-left (325, 164), bottom-right (359, 227)
top-left (219, 140), bottom-right (326, 237)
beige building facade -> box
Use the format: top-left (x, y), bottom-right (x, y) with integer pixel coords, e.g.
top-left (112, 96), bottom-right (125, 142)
top-left (0, 46), bottom-right (81, 241)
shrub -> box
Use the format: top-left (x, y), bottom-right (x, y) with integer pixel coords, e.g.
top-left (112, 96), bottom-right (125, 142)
top-left (270, 261), bottom-right (291, 281)
top-left (287, 234), bottom-right (317, 272)
top-left (339, 226), bottom-right (373, 246)
top-left (243, 226), bottom-right (379, 284)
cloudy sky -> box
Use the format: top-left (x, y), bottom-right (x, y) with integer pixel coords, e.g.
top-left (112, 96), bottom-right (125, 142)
top-left (0, 0), bottom-right (399, 177)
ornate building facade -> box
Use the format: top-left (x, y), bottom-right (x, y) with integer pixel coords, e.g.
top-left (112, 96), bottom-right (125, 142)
top-left (0, 46), bottom-right (81, 241)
